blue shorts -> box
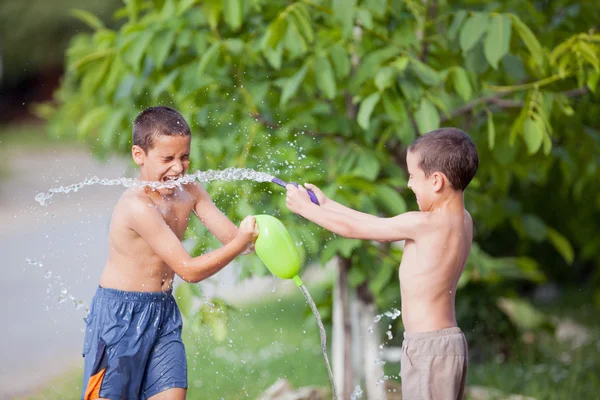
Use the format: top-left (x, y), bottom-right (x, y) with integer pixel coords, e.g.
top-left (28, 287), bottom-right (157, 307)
top-left (81, 287), bottom-right (187, 399)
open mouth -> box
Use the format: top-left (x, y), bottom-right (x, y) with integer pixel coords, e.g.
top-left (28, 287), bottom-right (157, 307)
top-left (162, 175), bottom-right (182, 183)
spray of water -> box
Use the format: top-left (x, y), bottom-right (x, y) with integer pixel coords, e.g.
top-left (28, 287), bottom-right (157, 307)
top-left (35, 168), bottom-right (276, 206)
top-left (26, 258), bottom-right (89, 314)
top-left (350, 385), bottom-right (364, 400)
top-left (298, 284), bottom-right (339, 400)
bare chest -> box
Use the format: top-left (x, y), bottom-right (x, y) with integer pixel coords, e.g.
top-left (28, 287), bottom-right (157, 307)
top-left (154, 197), bottom-right (194, 240)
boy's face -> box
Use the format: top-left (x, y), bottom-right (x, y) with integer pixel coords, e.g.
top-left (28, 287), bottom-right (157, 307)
top-left (132, 135), bottom-right (191, 196)
top-left (406, 150), bottom-right (434, 211)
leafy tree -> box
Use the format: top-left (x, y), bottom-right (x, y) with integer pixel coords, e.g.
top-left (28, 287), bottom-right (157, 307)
top-left (39, 0), bottom-right (600, 396)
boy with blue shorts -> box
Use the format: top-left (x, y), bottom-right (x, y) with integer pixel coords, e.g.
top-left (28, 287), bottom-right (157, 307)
top-left (82, 106), bottom-right (258, 399)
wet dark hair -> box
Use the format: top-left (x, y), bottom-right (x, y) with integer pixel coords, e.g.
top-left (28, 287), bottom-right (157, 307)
top-left (132, 106), bottom-right (191, 152)
top-left (408, 127), bottom-right (479, 191)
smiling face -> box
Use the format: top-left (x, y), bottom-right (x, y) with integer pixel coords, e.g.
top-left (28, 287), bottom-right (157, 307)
top-left (406, 149), bottom-right (434, 211)
top-left (132, 135), bottom-right (191, 196)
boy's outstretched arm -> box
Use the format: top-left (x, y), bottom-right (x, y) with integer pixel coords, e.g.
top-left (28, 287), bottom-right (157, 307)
top-left (302, 183), bottom-right (378, 222)
top-left (287, 184), bottom-right (425, 242)
top-left (127, 196), bottom-right (257, 283)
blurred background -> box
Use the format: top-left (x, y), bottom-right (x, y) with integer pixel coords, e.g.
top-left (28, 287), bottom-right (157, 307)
top-left (1, 1), bottom-right (599, 399)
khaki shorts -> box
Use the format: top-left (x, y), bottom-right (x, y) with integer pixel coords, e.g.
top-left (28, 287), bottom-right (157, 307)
top-left (401, 327), bottom-right (468, 400)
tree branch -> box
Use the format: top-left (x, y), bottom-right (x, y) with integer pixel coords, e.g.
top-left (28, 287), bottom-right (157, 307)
top-left (440, 87), bottom-right (589, 123)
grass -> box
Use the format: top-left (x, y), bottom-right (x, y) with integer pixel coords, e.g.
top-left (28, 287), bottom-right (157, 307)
top-left (22, 286), bottom-right (600, 400)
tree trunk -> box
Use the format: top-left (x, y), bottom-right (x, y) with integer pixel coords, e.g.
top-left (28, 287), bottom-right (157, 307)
top-left (333, 257), bottom-right (354, 399)
top-left (357, 283), bottom-right (386, 400)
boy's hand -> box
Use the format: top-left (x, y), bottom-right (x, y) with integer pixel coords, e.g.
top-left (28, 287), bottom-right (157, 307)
top-left (235, 216), bottom-right (259, 250)
top-left (286, 184), bottom-right (313, 214)
top-left (303, 183), bottom-right (328, 206)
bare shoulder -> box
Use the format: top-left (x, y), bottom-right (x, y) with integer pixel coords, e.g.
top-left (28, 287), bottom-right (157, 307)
top-left (185, 182), bottom-right (209, 203)
top-left (115, 189), bottom-right (159, 222)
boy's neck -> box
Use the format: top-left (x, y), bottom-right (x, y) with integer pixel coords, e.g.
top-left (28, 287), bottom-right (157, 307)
top-left (428, 190), bottom-right (465, 213)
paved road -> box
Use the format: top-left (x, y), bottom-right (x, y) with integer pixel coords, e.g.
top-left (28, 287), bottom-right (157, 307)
top-left (0, 146), bottom-right (131, 398)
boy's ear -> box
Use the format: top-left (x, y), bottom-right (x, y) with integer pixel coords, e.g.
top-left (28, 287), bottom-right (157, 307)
top-left (132, 145), bottom-right (146, 165)
top-left (431, 171), bottom-right (447, 192)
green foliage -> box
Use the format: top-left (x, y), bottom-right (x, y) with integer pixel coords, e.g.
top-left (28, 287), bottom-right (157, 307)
top-left (41, 0), bottom-right (600, 351)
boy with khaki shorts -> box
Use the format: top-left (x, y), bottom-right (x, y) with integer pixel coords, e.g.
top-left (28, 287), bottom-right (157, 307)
top-left (286, 127), bottom-right (478, 399)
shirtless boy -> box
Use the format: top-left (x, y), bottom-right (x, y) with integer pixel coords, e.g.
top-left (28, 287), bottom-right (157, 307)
top-left (81, 106), bottom-right (258, 400)
top-left (286, 127), bottom-right (478, 399)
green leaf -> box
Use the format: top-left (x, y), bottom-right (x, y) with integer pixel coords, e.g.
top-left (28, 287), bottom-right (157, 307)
top-left (369, 263), bottom-right (394, 295)
top-left (333, 0), bottom-right (357, 38)
top-left (486, 109), bottom-right (495, 150)
top-left (341, 239), bottom-right (361, 257)
top-left (280, 64), bottom-right (309, 106)
top-left (122, 30), bottom-right (155, 72)
top-left (263, 43), bottom-right (283, 69)
top-left (290, 6), bottom-right (314, 43)
top-left (448, 10), bottom-right (467, 40)
top-left (356, 8), bottom-right (373, 29)
top-left (357, 92), bottom-right (381, 130)
top-left (77, 107), bottom-right (111, 139)
top-left (314, 55), bottom-right (337, 99)
top-left (223, 0), bottom-right (243, 31)
top-left (522, 214), bottom-right (547, 242)
top-left (497, 297), bottom-right (551, 332)
top-left (197, 42), bottom-right (221, 77)
top-left (414, 98), bottom-right (440, 134)
top-left (178, 0), bottom-right (200, 15)
top-left (374, 67), bottom-right (396, 91)
top-left (587, 69), bottom-right (599, 94)
top-left (484, 15), bottom-right (512, 69)
top-left (365, 0), bottom-right (387, 17)
top-left (459, 12), bottom-right (489, 53)
top-left (375, 185), bottom-right (407, 215)
top-left (330, 45), bottom-right (351, 79)
top-left (547, 227), bottom-right (574, 264)
top-left (70, 9), bottom-right (105, 30)
top-left (452, 67), bottom-right (472, 101)
top-left (510, 14), bottom-right (544, 69)
top-left (353, 150), bottom-right (380, 181)
top-left (152, 70), bottom-right (179, 98)
top-left (263, 17), bottom-right (288, 49)
top-left (523, 116), bottom-right (544, 154)
top-left (349, 266), bottom-right (367, 287)
top-left (223, 38), bottom-right (245, 55)
top-left (382, 91), bottom-right (407, 123)
top-left (204, 0), bottom-right (223, 30)
top-left (100, 110), bottom-right (126, 148)
top-left (411, 60), bottom-right (442, 86)
top-left (151, 29), bottom-right (177, 69)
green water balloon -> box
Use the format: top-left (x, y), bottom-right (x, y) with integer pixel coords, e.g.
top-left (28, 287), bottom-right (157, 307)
top-left (254, 215), bottom-right (303, 287)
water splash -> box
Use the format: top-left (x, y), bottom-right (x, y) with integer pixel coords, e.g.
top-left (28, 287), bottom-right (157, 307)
top-left (350, 385), bottom-right (364, 399)
top-left (298, 284), bottom-right (339, 400)
top-left (35, 167), bottom-right (276, 206)
top-left (26, 258), bottom-right (89, 314)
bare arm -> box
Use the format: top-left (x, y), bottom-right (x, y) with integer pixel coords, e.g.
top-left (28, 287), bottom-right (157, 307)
top-left (287, 184), bottom-right (425, 242)
top-left (127, 196), bottom-right (255, 283)
top-left (298, 204), bottom-right (424, 242)
top-left (190, 183), bottom-right (238, 245)
top-left (302, 183), bottom-right (378, 222)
